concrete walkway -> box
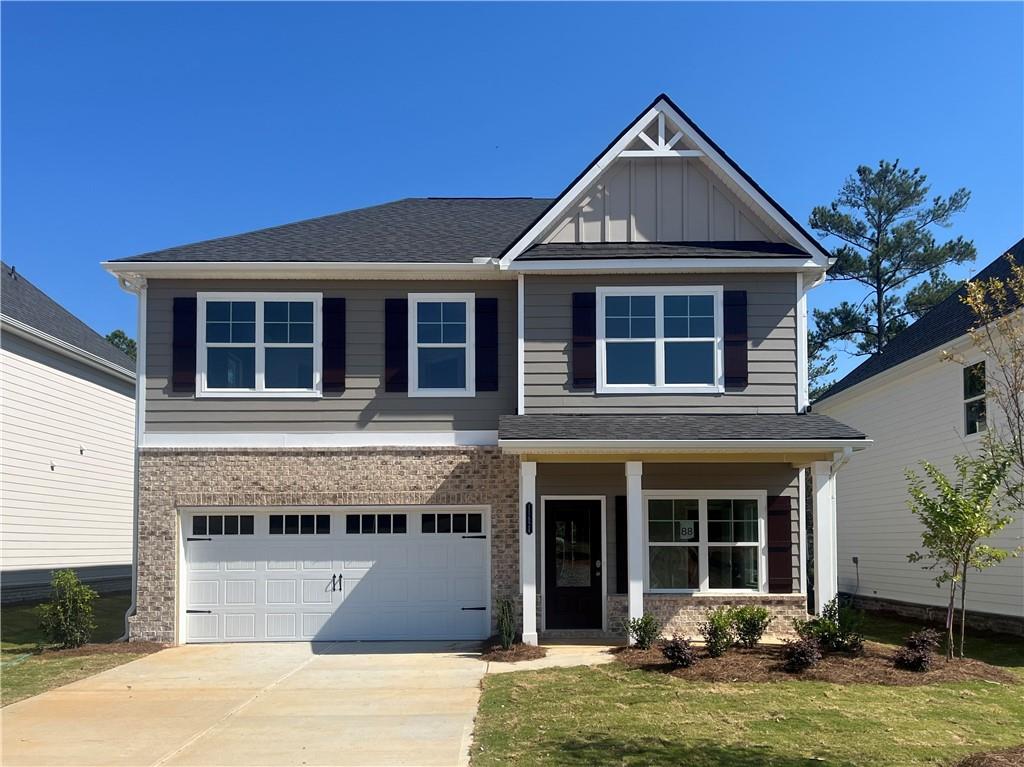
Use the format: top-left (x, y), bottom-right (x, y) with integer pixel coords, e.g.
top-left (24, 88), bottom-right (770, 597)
top-left (1, 642), bottom-right (485, 767)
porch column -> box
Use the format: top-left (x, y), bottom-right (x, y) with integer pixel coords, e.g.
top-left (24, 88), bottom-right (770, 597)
top-left (519, 460), bottom-right (538, 645)
top-left (812, 460), bottom-right (837, 614)
top-left (625, 461), bottom-right (644, 635)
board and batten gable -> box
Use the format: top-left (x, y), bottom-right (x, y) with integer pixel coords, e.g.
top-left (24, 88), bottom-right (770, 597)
top-left (523, 272), bottom-right (799, 413)
top-left (144, 279), bottom-right (517, 433)
top-left (1, 331), bottom-right (135, 586)
top-left (817, 345), bottom-right (1024, 619)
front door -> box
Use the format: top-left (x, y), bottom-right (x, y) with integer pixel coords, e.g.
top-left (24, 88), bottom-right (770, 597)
top-left (544, 499), bottom-right (603, 630)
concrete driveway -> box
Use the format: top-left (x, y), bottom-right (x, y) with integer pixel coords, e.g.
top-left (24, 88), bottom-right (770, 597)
top-left (1, 642), bottom-right (485, 767)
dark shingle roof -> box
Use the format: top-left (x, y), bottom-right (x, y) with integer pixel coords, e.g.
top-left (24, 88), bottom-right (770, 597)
top-left (498, 413), bottom-right (866, 442)
top-left (816, 238), bottom-right (1024, 403)
top-left (519, 241), bottom-right (809, 261)
top-left (111, 198), bottom-right (553, 264)
top-left (0, 262), bottom-right (135, 371)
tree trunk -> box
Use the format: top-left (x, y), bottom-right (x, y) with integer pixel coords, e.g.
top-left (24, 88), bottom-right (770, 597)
top-left (945, 563), bottom-right (959, 661)
top-left (959, 552), bottom-right (970, 659)
top-left (876, 284), bottom-right (885, 354)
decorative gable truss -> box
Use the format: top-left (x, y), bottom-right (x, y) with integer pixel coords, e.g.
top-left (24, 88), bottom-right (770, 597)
top-left (499, 95), bottom-right (832, 268)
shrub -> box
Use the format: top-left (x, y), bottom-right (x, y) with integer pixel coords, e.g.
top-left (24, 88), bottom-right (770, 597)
top-left (894, 628), bottom-right (942, 672)
top-left (624, 613), bottom-right (661, 650)
top-left (698, 606), bottom-right (736, 658)
top-left (793, 597), bottom-right (865, 654)
top-left (782, 637), bottom-right (822, 673)
top-left (496, 598), bottom-right (515, 650)
top-left (732, 605), bottom-right (774, 648)
top-left (37, 569), bottom-right (98, 648)
top-left (661, 634), bottom-right (698, 668)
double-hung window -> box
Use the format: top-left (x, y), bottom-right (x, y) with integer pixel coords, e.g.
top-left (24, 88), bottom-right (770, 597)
top-left (198, 293), bottom-right (322, 397)
top-left (645, 491), bottom-right (766, 593)
top-left (597, 286), bottom-right (723, 394)
top-left (963, 361), bottom-right (987, 436)
top-left (408, 293), bottom-right (475, 397)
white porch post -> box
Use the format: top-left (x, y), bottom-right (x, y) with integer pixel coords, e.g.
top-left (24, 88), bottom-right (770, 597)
top-left (812, 460), bottom-right (837, 614)
top-left (625, 461), bottom-right (644, 637)
top-left (519, 460), bottom-right (538, 645)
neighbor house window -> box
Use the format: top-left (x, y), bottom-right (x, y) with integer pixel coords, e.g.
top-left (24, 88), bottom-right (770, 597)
top-left (597, 286), bottom-right (722, 394)
top-left (645, 492), bottom-right (766, 593)
top-left (198, 293), bottom-right (321, 397)
top-left (408, 293), bottom-right (475, 397)
top-left (964, 362), bottom-right (987, 436)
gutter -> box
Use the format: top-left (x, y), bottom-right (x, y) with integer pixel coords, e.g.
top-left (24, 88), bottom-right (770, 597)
top-left (498, 437), bottom-right (872, 455)
top-left (0, 315), bottom-right (135, 382)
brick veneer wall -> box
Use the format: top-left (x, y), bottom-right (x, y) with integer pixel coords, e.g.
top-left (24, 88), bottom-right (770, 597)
top-left (132, 447), bottom-right (520, 643)
top-left (607, 594), bottom-right (807, 639)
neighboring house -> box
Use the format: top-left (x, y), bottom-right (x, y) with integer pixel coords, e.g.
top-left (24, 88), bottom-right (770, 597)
top-left (103, 94), bottom-right (868, 646)
top-left (1, 262), bottom-right (136, 603)
top-left (816, 240), bottom-right (1024, 636)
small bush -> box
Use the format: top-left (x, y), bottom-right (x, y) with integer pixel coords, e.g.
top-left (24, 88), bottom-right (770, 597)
top-left (625, 613), bottom-right (661, 650)
top-left (698, 606), bottom-right (736, 658)
top-left (661, 634), bottom-right (698, 668)
top-left (732, 605), bottom-right (773, 648)
top-left (496, 598), bottom-right (515, 650)
top-left (782, 637), bottom-right (822, 673)
top-left (37, 569), bottom-right (98, 648)
top-left (894, 628), bottom-right (942, 672)
top-left (793, 596), bottom-right (864, 654)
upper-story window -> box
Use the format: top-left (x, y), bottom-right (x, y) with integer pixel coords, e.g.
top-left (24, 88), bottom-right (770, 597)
top-left (596, 286), bottom-right (723, 394)
top-left (198, 293), bottom-right (322, 397)
top-left (963, 361), bottom-right (987, 436)
top-left (408, 293), bottom-right (475, 397)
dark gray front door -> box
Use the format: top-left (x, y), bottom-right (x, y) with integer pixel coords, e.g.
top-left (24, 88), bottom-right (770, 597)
top-left (544, 499), bottom-right (602, 630)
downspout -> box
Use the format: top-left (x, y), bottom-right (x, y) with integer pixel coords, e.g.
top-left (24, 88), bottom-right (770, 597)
top-left (115, 275), bottom-right (146, 642)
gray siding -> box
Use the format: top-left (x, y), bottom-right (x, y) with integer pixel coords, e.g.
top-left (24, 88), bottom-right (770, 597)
top-left (523, 273), bottom-right (798, 413)
top-left (145, 279), bottom-right (517, 433)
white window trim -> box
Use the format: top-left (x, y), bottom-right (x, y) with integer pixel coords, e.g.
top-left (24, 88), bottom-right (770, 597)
top-left (963, 359), bottom-right (987, 440)
top-left (408, 292), bottom-right (476, 398)
top-left (196, 292), bottom-right (323, 398)
top-left (643, 489), bottom-right (768, 595)
top-left (596, 285), bottom-right (724, 395)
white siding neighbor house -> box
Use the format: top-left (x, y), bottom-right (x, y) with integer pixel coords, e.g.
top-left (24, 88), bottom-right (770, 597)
top-left (816, 240), bottom-right (1024, 635)
top-left (1, 262), bottom-right (136, 602)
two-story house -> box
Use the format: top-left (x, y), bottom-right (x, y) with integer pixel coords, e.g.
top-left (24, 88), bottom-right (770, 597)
top-left (104, 94), bottom-right (869, 645)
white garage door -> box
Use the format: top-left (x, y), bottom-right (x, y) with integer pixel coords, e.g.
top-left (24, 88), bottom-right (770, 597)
top-left (183, 509), bottom-right (489, 643)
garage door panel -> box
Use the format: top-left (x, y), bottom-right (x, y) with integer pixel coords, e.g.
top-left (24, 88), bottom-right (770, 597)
top-left (189, 580), bottom-right (219, 607)
top-left (224, 613), bottom-right (256, 640)
top-left (224, 580), bottom-right (256, 605)
top-left (302, 612), bottom-right (331, 638)
top-left (267, 559), bottom-right (298, 571)
top-left (187, 613), bottom-right (219, 641)
top-left (225, 559), bottom-right (256, 571)
top-left (417, 543), bottom-right (449, 570)
top-left (265, 613), bottom-right (298, 639)
top-left (417, 577), bottom-right (450, 602)
top-left (266, 579), bottom-right (298, 605)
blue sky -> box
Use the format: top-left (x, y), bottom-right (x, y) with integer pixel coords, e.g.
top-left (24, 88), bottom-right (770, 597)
top-left (3, 2), bottom-right (1022, 381)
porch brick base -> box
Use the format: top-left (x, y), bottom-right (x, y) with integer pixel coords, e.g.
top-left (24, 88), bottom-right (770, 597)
top-left (608, 594), bottom-right (808, 640)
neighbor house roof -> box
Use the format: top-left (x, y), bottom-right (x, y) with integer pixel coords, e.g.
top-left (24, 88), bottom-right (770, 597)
top-left (0, 261), bottom-right (135, 373)
top-left (816, 237), bottom-right (1024, 403)
top-left (518, 241), bottom-right (810, 262)
top-left (498, 413), bottom-right (867, 443)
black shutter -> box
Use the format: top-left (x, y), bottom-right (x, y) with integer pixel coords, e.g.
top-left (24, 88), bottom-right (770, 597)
top-left (723, 290), bottom-right (748, 390)
top-left (571, 292), bottom-right (596, 390)
top-left (475, 297), bottom-right (499, 392)
top-left (615, 495), bottom-right (628, 594)
top-left (172, 297), bottom-right (197, 393)
top-left (384, 298), bottom-right (408, 392)
top-left (322, 297), bottom-right (346, 393)
top-left (766, 495), bottom-right (794, 594)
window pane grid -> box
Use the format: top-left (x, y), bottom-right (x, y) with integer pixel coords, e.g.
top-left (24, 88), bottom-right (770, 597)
top-left (411, 296), bottom-right (473, 394)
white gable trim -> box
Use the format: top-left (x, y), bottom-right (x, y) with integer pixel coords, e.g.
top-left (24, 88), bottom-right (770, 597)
top-left (498, 97), bottom-right (831, 270)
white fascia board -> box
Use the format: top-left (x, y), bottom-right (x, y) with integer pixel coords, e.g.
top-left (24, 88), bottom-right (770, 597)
top-left (507, 258), bottom-right (824, 274)
top-left (142, 430), bottom-right (499, 449)
top-left (102, 261), bottom-right (509, 281)
top-left (498, 438), bottom-right (872, 454)
top-left (0, 314), bottom-right (136, 382)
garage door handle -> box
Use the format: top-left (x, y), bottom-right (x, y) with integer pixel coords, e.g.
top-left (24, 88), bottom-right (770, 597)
top-left (461, 535), bottom-right (487, 539)
top-left (461, 606), bottom-right (487, 611)
top-left (187, 537), bottom-right (212, 542)
top-left (186, 610), bottom-right (212, 614)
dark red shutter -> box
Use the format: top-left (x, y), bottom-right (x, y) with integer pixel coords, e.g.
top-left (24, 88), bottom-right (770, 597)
top-left (384, 298), bottom-right (408, 392)
top-left (322, 297), bottom-right (346, 393)
top-left (766, 495), bottom-right (794, 594)
top-left (571, 292), bottom-right (596, 390)
top-left (475, 297), bottom-right (499, 391)
top-left (172, 297), bottom-right (197, 393)
top-left (615, 495), bottom-right (628, 594)
top-left (723, 290), bottom-right (748, 390)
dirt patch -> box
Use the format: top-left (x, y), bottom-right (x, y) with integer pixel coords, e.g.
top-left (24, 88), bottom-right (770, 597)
top-left (953, 744), bottom-right (1024, 767)
top-left (37, 641), bottom-right (166, 658)
top-left (612, 641), bottom-right (1019, 686)
top-left (479, 639), bottom-right (547, 663)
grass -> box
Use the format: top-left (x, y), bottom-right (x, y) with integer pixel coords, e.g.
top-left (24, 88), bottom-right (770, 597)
top-left (473, 613), bottom-right (1024, 767)
top-left (1, 591), bottom-right (157, 706)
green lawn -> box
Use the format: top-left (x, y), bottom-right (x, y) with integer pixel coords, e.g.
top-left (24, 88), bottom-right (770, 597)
top-left (473, 615), bottom-right (1024, 767)
top-left (1, 592), bottom-right (157, 706)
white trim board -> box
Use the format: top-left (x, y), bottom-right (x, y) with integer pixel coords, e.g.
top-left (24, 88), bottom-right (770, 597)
top-left (142, 431), bottom-right (500, 448)
top-left (103, 261), bottom-right (511, 282)
top-left (498, 438), bottom-right (872, 454)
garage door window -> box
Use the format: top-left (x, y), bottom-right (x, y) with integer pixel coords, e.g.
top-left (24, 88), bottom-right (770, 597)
top-left (192, 514), bottom-right (254, 536)
top-left (269, 514), bottom-right (330, 535)
top-left (422, 512), bottom-right (483, 534)
top-left (345, 513), bottom-right (408, 534)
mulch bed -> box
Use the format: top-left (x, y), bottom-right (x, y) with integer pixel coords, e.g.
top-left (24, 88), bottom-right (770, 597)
top-left (479, 638), bottom-right (547, 663)
top-left (36, 641), bottom-right (166, 658)
top-left (953, 745), bottom-right (1024, 767)
top-left (612, 641), bottom-right (1019, 686)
